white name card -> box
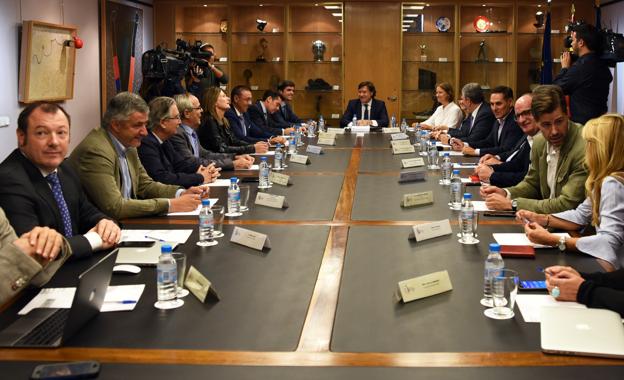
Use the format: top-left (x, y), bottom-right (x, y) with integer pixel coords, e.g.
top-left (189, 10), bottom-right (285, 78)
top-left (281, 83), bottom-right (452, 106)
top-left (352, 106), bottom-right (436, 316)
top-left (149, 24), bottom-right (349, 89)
top-left (327, 127), bottom-right (345, 134)
top-left (306, 145), bottom-right (324, 154)
top-left (409, 219), bottom-right (452, 242)
top-left (230, 226), bottom-right (271, 251)
top-left (392, 145), bottom-right (416, 155)
top-left (272, 28), bottom-right (279, 33)
top-left (438, 57), bottom-right (448, 62)
top-left (552, 29), bottom-right (560, 34)
top-left (290, 153), bottom-right (310, 165)
top-left (318, 131), bottom-right (336, 139)
top-left (391, 133), bottom-right (410, 141)
top-left (382, 127), bottom-right (401, 134)
top-left (317, 137), bottom-right (336, 146)
top-left (332, 85), bottom-right (340, 90)
top-left (269, 171), bottom-right (291, 186)
top-left (185, 265), bottom-right (220, 302)
top-left (219, 57), bottom-right (228, 62)
top-left (402, 157), bottom-right (425, 168)
top-left (398, 170), bottom-right (426, 183)
top-left (401, 191), bottom-right (433, 208)
top-left (331, 113), bottom-right (340, 119)
top-left (397, 270), bottom-right (453, 303)
top-left (351, 125), bottom-right (371, 133)
top-left (331, 57), bottom-right (340, 62)
top-left (272, 57), bottom-right (281, 62)
top-left (255, 192), bottom-right (288, 209)
top-left (494, 57), bottom-right (504, 63)
top-left (391, 139), bottom-right (412, 147)
top-left (553, 58), bottom-right (561, 63)
top-left (250, 85), bottom-right (259, 91)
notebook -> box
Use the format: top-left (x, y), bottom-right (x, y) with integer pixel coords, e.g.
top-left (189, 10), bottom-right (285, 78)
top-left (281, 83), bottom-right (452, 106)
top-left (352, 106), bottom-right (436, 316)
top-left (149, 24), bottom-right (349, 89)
top-left (115, 242), bottom-right (176, 266)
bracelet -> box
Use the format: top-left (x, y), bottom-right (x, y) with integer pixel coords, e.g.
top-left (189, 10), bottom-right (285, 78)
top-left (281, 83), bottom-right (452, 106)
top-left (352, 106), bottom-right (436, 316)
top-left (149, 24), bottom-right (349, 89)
top-left (545, 215), bottom-right (550, 228)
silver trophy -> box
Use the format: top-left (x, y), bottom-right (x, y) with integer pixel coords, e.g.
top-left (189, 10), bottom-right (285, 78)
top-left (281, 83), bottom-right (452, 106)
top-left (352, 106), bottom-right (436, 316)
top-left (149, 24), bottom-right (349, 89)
top-left (312, 40), bottom-right (326, 62)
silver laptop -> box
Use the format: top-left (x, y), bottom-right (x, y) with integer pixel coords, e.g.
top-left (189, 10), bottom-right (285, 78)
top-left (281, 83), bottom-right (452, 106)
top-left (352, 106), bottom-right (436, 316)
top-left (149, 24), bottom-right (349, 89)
top-left (115, 242), bottom-right (176, 266)
top-left (541, 306), bottom-right (624, 359)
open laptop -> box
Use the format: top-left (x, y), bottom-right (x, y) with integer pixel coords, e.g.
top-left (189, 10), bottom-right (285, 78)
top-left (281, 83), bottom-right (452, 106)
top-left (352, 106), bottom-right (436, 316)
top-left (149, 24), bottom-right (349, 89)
top-left (0, 250), bottom-right (118, 347)
top-left (115, 242), bottom-right (175, 266)
top-left (541, 306), bottom-right (624, 359)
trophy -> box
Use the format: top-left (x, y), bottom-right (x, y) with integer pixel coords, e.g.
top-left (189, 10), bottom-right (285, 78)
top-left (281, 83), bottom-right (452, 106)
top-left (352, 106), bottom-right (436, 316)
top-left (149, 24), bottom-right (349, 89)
top-left (312, 40), bottom-right (326, 62)
top-left (256, 38), bottom-right (269, 62)
top-left (243, 69), bottom-right (253, 86)
top-left (419, 44), bottom-right (427, 62)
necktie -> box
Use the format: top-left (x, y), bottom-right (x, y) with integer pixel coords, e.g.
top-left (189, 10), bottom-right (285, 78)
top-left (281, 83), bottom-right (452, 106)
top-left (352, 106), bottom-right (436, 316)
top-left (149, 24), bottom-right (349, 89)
top-left (281, 105), bottom-right (287, 119)
top-left (497, 120), bottom-right (504, 143)
top-left (363, 104), bottom-right (369, 120)
top-left (239, 115), bottom-right (247, 136)
top-left (46, 172), bottom-right (73, 238)
top-left (191, 131), bottom-right (200, 157)
top-left (465, 114), bottom-right (474, 133)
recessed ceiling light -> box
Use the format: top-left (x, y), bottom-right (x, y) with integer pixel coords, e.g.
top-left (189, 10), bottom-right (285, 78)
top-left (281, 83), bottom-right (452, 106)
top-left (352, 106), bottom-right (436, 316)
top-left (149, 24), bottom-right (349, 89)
top-left (332, 13), bottom-right (342, 17)
top-left (403, 19), bottom-right (414, 24)
top-left (404, 14), bottom-right (422, 18)
top-left (324, 5), bottom-right (341, 10)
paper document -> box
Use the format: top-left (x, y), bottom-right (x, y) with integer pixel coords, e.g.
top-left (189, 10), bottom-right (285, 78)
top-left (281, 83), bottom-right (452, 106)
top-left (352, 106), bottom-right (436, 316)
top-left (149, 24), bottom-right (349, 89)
top-left (18, 287), bottom-right (75, 315)
top-left (251, 151), bottom-right (275, 156)
top-left (453, 163), bottom-right (478, 169)
top-left (471, 201), bottom-right (492, 212)
top-left (121, 229), bottom-right (193, 244)
top-left (493, 232), bottom-right (570, 248)
top-left (101, 284), bottom-right (145, 312)
top-left (440, 151), bottom-right (464, 156)
top-left (207, 179), bottom-right (231, 187)
top-left (516, 294), bottom-right (586, 323)
top-left (167, 199), bottom-right (219, 216)
top-left (435, 142), bottom-right (452, 149)
top-left (239, 164), bottom-right (260, 171)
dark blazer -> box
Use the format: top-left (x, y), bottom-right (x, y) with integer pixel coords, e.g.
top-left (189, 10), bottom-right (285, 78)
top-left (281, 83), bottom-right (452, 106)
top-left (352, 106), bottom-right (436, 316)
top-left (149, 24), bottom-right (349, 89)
top-left (448, 103), bottom-right (495, 146)
top-left (340, 98), bottom-right (389, 128)
top-left (169, 126), bottom-right (235, 170)
top-left (270, 102), bottom-right (302, 129)
top-left (248, 101), bottom-right (285, 136)
top-left (225, 108), bottom-right (272, 144)
top-left (137, 131), bottom-right (204, 188)
top-left (489, 135), bottom-right (532, 188)
top-left (197, 114), bottom-right (256, 155)
top-left (469, 113), bottom-right (524, 156)
top-left (0, 149), bottom-right (109, 258)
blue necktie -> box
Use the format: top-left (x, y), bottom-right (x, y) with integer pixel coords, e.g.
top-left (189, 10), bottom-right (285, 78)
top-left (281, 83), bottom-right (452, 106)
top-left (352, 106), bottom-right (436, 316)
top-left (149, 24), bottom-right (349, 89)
top-left (191, 131), bottom-right (200, 158)
top-left (239, 115), bottom-right (247, 136)
top-left (465, 114), bottom-right (474, 133)
top-left (46, 172), bottom-right (73, 238)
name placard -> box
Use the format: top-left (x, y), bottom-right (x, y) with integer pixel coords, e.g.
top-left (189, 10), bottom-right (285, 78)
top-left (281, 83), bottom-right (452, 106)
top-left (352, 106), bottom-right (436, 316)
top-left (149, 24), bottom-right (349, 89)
top-left (391, 139), bottom-right (412, 147)
top-left (331, 57), bottom-right (340, 62)
top-left (230, 226), bottom-right (271, 251)
top-left (397, 270), bottom-right (453, 303)
top-left (306, 145), bottom-right (324, 154)
top-left (331, 113), bottom-right (340, 119)
top-left (398, 170), bottom-right (426, 183)
top-left (250, 85), bottom-right (259, 91)
top-left (290, 153), bottom-right (310, 165)
top-left (382, 127), bottom-right (401, 134)
top-left (272, 57), bottom-right (281, 62)
top-left (438, 57), bottom-right (448, 62)
top-left (351, 125), bottom-right (371, 133)
top-left (409, 219), bottom-right (452, 242)
top-left (318, 131), bottom-right (335, 139)
top-left (218, 57), bottom-right (228, 62)
top-left (317, 137), bottom-right (336, 146)
top-left (494, 57), bottom-right (504, 62)
top-left (269, 171), bottom-right (291, 186)
top-left (401, 157), bottom-right (425, 168)
top-left (401, 191), bottom-right (433, 208)
top-left (392, 145), bottom-right (416, 155)
top-left (255, 192), bottom-right (288, 209)
top-left (327, 127), bottom-right (345, 134)
top-left (185, 265), bottom-right (220, 302)
top-left (391, 133), bottom-right (410, 141)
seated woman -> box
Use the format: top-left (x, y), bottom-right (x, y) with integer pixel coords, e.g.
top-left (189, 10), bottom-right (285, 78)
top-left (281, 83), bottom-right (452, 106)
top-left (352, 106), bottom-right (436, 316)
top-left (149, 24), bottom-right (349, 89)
top-left (519, 114), bottom-right (624, 269)
top-left (413, 82), bottom-right (463, 131)
top-left (138, 96), bottom-right (218, 188)
top-left (197, 87), bottom-right (268, 155)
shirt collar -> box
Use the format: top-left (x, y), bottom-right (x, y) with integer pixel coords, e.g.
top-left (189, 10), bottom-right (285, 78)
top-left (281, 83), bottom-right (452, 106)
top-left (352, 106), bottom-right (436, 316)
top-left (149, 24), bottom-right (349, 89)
top-left (471, 103), bottom-right (482, 119)
top-left (181, 124), bottom-right (195, 136)
top-left (234, 107), bottom-right (244, 117)
top-left (498, 109), bottom-right (513, 125)
top-left (151, 131), bottom-right (164, 145)
top-left (107, 131), bottom-right (128, 157)
top-left (260, 101), bottom-right (268, 115)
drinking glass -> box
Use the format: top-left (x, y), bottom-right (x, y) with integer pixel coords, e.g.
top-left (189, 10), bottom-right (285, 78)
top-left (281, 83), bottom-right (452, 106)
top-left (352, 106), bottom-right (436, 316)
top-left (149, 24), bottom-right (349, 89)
top-left (239, 185), bottom-right (251, 212)
top-left (171, 252), bottom-right (189, 298)
top-left (211, 205), bottom-right (225, 238)
top-left (484, 269), bottom-right (519, 320)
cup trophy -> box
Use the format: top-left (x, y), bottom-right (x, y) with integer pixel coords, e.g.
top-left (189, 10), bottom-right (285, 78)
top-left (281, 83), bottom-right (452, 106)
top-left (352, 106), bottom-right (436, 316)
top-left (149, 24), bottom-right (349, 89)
top-left (312, 40), bottom-right (326, 62)
top-left (256, 38), bottom-right (269, 62)
top-left (419, 44), bottom-right (427, 62)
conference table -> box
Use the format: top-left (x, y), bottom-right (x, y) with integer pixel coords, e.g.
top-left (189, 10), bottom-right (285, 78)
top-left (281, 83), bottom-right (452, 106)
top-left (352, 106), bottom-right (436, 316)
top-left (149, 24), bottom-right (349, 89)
top-left (1, 131), bottom-right (623, 378)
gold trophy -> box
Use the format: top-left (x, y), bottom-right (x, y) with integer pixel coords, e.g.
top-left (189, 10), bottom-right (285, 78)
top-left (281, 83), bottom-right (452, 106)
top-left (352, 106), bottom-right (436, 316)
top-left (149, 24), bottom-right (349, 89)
top-left (419, 44), bottom-right (427, 62)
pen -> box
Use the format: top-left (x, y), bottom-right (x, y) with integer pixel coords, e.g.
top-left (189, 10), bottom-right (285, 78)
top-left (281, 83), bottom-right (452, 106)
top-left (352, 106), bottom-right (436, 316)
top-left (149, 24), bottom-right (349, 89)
top-left (144, 235), bottom-right (166, 242)
top-left (537, 267), bottom-right (553, 276)
top-left (105, 300), bottom-right (137, 304)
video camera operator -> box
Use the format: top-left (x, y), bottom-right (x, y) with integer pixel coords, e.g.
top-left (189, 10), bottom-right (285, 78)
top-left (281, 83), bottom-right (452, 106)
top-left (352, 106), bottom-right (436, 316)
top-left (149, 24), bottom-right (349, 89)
top-left (553, 22), bottom-right (612, 125)
top-left (186, 43), bottom-right (229, 103)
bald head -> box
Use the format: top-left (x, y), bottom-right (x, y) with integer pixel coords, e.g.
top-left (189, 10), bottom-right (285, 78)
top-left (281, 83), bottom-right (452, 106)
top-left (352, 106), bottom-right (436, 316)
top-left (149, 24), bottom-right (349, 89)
top-left (514, 94), bottom-right (539, 137)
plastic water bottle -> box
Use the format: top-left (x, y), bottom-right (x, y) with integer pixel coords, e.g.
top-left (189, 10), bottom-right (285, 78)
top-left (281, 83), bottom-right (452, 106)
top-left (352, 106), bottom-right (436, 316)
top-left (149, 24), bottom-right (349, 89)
top-left (427, 141), bottom-right (439, 169)
top-left (197, 199), bottom-right (217, 247)
top-left (274, 143), bottom-right (283, 170)
top-left (400, 118), bottom-right (408, 133)
top-left (288, 132), bottom-right (297, 154)
top-left (259, 157), bottom-right (270, 188)
top-left (482, 243), bottom-right (504, 307)
top-left (318, 115), bottom-right (325, 133)
top-left (352, 115), bottom-right (357, 127)
top-left (295, 125), bottom-right (304, 146)
top-left (419, 131), bottom-right (428, 156)
top-left (227, 177), bottom-right (241, 216)
top-left (449, 170), bottom-right (463, 210)
top-left (391, 114), bottom-right (397, 129)
top-left (156, 244), bottom-right (178, 303)
top-left (440, 153), bottom-right (452, 185)
top-left (460, 193), bottom-right (476, 243)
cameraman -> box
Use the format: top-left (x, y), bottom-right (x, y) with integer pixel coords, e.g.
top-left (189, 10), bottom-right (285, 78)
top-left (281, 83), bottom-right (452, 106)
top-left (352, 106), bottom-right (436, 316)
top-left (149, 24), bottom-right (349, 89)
top-left (186, 44), bottom-right (228, 103)
top-left (553, 23), bottom-right (612, 125)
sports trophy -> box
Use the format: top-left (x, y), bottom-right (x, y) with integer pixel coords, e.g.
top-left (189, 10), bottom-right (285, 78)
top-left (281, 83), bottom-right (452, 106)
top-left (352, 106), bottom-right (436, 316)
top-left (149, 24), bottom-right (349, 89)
top-left (312, 40), bottom-right (326, 62)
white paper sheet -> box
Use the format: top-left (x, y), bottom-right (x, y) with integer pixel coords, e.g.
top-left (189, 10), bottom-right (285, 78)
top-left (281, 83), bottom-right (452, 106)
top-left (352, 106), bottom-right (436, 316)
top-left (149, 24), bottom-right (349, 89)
top-left (100, 284), bottom-right (145, 312)
top-left (121, 229), bottom-right (194, 243)
top-left (251, 151), bottom-right (276, 156)
top-left (167, 199), bottom-right (219, 216)
top-left (18, 287), bottom-right (75, 315)
top-left (516, 294), bottom-right (586, 323)
top-left (206, 179), bottom-right (231, 187)
top-left (239, 164), bottom-right (260, 171)
top-left (492, 232), bottom-right (571, 248)
top-left (439, 151), bottom-right (464, 156)
top-left (471, 201), bottom-right (492, 212)
top-left (453, 163), bottom-right (478, 169)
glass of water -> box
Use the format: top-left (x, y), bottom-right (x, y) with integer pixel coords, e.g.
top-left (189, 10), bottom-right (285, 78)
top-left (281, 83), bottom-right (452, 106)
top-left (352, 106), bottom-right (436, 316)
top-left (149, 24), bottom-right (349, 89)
top-left (211, 205), bottom-right (225, 238)
top-left (171, 252), bottom-right (189, 298)
top-left (427, 142), bottom-right (440, 169)
top-left (484, 269), bottom-right (519, 320)
top-left (239, 185), bottom-right (251, 212)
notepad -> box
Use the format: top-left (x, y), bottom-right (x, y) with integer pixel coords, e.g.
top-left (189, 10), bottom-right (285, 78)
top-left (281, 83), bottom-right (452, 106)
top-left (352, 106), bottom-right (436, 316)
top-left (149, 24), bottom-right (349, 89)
top-left (493, 232), bottom-right (570, 248)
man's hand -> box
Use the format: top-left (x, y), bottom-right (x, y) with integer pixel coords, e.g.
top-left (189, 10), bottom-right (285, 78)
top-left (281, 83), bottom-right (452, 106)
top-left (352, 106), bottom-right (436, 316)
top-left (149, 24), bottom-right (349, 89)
top-left (438, 133), bottom-right (450, 144)
top-left (234, 157), bottom-right (252, 169)
top-left (283, 127), bottom-right (295, 135)
top-left (16, 227), bottom-right (64, 262)
top-left (90, 219), bottom-right (121, 250)
top-left (462, 146), bottom-right (478, 156)
top-left (484, 193), bottom-right (512, 211)
top-left (254, 141), bottom-right (269, 153)
top-left (561, 51), bottom-right (572, 69)
top-left (479, 185), bottom-right (506, 198)
top-left (450, 138), bottom-right (464, 151)
top-left (169, 191), bottom-right (202, 213)
top-left (475, 164), bottom-right (494, 182)
top-left (270, 136), bottom-right (286, 145)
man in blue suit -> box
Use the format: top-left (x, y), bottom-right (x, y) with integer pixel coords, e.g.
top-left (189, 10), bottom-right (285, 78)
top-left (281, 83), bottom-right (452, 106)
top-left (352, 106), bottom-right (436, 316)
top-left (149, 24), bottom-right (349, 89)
top-left (271, 80), bottom-right (303, 129)
top-left (340, 81), bottom-right (389, 129)
top-left (248, 90), bottom-right (296, 137)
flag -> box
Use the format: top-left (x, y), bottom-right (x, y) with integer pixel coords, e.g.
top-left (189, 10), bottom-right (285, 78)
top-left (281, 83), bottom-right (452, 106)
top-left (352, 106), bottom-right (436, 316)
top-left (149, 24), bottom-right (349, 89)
top-left (540, 9), bottom-right (553, 84)
top-left (595, 0), bottom-right (601, 30)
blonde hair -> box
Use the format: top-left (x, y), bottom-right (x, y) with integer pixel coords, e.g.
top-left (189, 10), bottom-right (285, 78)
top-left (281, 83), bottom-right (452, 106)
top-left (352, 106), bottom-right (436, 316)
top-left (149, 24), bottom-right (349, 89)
top-left (202, 87), bottom-right (229, 128)
top-left (582, 114), bottom-right (624, 226)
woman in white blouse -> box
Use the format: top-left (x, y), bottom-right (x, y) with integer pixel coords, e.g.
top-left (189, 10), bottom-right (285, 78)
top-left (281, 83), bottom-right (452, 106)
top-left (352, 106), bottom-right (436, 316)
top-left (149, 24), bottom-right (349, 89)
top-left (414, 82), bottom-right (463, 131)
top-left (518, 114), bottom-right (624, 270)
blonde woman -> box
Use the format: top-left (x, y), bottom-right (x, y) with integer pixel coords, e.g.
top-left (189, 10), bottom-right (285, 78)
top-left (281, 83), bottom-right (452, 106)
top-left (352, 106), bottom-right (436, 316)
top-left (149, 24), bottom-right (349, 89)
top-left (518, 114), bottom-right (624, 270)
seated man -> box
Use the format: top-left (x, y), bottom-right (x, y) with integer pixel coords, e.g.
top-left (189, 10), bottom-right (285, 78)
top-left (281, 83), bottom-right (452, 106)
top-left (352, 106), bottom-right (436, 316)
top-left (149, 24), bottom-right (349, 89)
top-left (226, 85), bottom-right (285, 145)
top-left (171, 93), bottom-right (253, 170)
top-left (433, 82), bottom-right (494, 146)
top-left (0, 102), bottom-right (120, 259)
top-left (451, 86), bottom-right (523, 157)
top-left (0, 207), bottom-right (71, 304)
top-left (69, 92), bottom-right (203, 220)
top-left (340, 81), bottom-right (389, 129)
top-left (475, 93), bottom-right (540, 188)
top-left (481, 85), bottom-right (587, 214)
top-left (248, 90), bottom-right (295, 136)
top-left (138, 96), bottom-right (219, 188)
top-left (271, 80), bottom-right (303, 128)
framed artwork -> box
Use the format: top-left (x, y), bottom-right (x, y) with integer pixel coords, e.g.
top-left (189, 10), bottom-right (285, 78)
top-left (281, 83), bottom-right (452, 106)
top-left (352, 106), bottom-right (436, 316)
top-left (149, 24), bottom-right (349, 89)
top-left (19, 20), bottom-right (78, 103)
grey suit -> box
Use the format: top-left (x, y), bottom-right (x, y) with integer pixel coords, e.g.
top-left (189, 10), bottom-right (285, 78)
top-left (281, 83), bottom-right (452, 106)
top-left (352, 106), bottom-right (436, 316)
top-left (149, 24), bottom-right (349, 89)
top-left (169, 126), bottom-right (235, 170)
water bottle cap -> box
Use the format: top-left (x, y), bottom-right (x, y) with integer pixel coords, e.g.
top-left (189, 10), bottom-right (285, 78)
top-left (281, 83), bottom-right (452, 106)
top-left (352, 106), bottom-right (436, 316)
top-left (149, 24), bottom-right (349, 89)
top-left (444, 152), bottom-right (449, 156)
top-left (276, 143), bottom-right (281, 148)
top-left (261, 156), bottom-right (268, 161)
top-left (463, 193), bottom-right (472, 199)
top-left (489, 243), bottom-right (501, 252)
top-left (202, 199), bottom-right (210, 206)
top-left (290, 132), bottom-right (295, 135)
top-left (230, 177), bottom-right (238, 182)
top-left (161, 244), bottom-right (172, 253)
top-left (453, 169), bottom-right (460, 174)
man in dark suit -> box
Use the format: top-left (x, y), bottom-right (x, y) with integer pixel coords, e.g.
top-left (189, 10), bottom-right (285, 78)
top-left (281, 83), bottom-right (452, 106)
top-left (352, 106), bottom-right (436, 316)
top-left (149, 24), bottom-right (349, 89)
top-left (435, 83), bottom-right (495, 146)
top-left (225, 85), bottom-right (286, 145)
top-left (340, 81), bottom-right (389, 129)
top-left (0, 103), bottom-right (120, 259)
top-left (270, 80), bottom-right (303, 129)
top-left (248, 90), bottom-right (296, 136)
top-left (453, 86), bottom-right (523, 157)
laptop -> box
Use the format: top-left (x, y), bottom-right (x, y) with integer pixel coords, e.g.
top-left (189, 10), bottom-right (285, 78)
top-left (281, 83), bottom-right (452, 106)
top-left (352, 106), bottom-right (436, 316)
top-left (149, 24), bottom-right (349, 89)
top-left (0, 250), bottom-right (118, 347)
top-left (541, 306), bottom-right (624, 359)
top-left (115, 242), bottom-right (175, 266)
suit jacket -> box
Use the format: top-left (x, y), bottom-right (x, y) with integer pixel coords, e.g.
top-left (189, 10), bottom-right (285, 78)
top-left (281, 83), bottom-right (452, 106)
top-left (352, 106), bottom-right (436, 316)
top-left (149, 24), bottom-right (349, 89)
top-left (270, 102), bottom-right (302, 129)
top-left (248, 102), bottom-right (284, 136)
top-left (197, 114), bottom-right (256, 155)
top-left (69, 127), bottom-right (180, 220)
top-left (0, 149), bottom-right (109, 258)
top-left (507, 121), bottom-right (588, 214)
top-left (169, 126), bottom-right (235, 170)
top-left (0, 208), bottom-right (71, 304)
top-left (137, 132), bottom-right (204, 188)
top-left (448, 103), bottom-right (495, 146)
top-left (489, 135), bottom-right (531, 188)
top-left (225, 108), bottom-right (272, 143)
top-left (470, 113), bottom-right (524, 156)
top-left (340, 98), bottom-right (389, 128)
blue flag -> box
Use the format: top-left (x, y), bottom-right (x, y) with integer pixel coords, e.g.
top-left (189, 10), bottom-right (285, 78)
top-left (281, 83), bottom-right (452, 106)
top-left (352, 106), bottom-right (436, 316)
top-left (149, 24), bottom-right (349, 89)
top-left (595, 2), bottom-right (602, 30)
top-left (540, 10), bottom-right (553, 84)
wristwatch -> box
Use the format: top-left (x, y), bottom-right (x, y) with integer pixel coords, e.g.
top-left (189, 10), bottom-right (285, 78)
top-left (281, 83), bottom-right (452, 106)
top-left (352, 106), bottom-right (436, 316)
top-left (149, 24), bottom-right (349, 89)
top-left (511, 199), bottom-right (518, 212)
top-left (558, 235), bottom-right (567, 251)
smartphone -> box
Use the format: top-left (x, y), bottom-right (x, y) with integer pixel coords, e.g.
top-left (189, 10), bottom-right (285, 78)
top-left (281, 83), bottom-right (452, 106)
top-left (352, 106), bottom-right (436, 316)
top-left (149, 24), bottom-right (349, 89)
top-left (117, 241), bottom-right (155, 248)
top-left (520, 280), bottom-right (547, 290)
top-left (31, 361), bottom-right (100, 379)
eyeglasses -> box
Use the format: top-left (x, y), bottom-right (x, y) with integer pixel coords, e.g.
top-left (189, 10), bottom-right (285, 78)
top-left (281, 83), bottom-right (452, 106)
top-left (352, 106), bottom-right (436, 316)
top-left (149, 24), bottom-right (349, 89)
top-left (164, 114), bottom-right (181, 121)
top-left (515, 110), bottom-right (532, 119)
top-left (192, 107), bottom-right (203, 111)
